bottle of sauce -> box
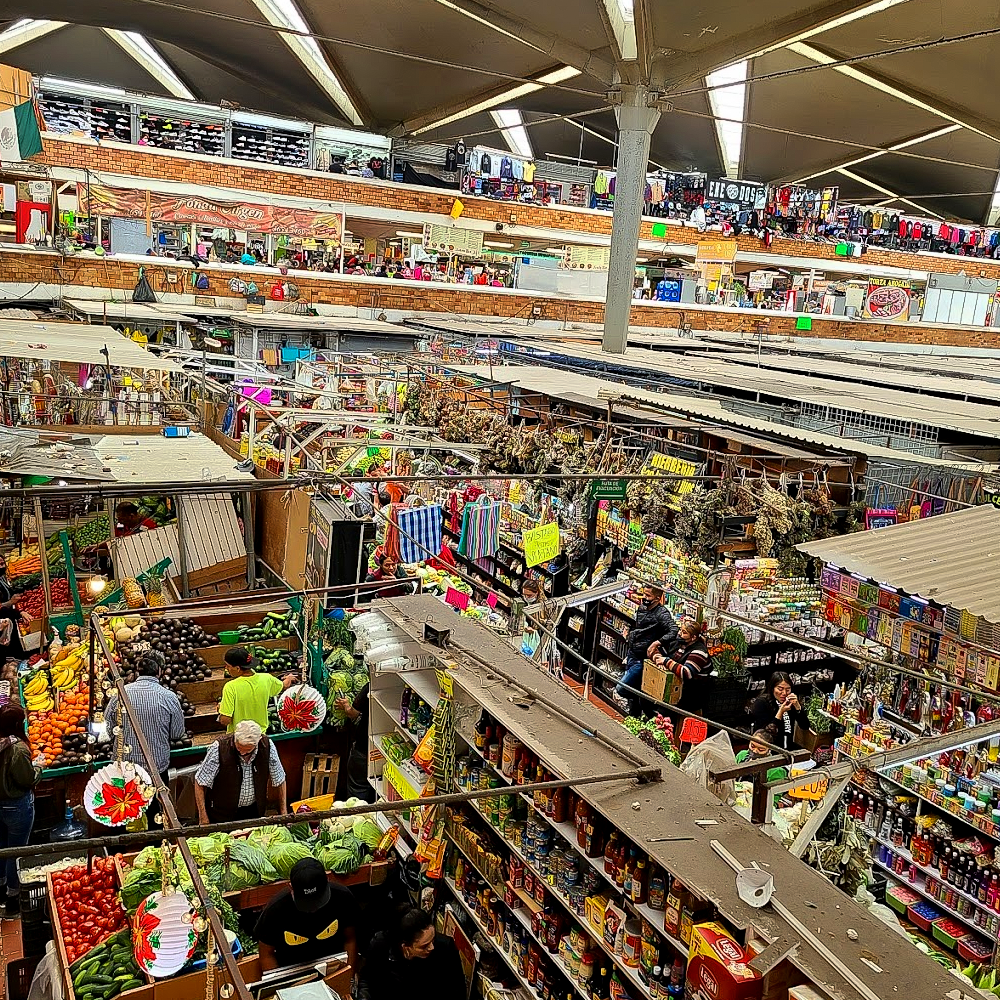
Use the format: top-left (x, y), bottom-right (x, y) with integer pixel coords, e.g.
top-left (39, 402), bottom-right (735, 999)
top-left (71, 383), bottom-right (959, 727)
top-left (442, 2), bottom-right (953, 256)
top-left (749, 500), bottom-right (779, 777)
top-left (604, 831), bottom-right (619, 878)
top-left (576, 798), bottom-right (590, 849)
top-left (664, 881), bottom-right (684, 938)
top-left (632, 858), bottom-right (648, 904)
top-left (648, 867), bottom-right (666, 910)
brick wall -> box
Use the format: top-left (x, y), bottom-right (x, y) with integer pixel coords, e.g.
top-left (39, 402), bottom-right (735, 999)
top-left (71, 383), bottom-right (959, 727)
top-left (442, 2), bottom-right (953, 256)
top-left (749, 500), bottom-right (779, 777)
top-left (7, 247), bottom-right (1000, 348)
top-left (38, 137), bottom-right (1000, 280)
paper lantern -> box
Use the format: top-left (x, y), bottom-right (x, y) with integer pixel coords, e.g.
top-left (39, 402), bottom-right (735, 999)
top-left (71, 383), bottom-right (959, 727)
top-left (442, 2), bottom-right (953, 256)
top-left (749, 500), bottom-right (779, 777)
top-left (85, 762), bottom-right (154, 827)
top-left (276, 684), bottom-right (327, 733)
top-left (133, 890), bottom-right (199, 978)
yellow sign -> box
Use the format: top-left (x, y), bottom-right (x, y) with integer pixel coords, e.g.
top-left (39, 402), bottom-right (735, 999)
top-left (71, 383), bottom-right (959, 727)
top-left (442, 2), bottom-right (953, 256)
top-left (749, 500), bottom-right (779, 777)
top-left (508, 480), bottom-right (522, 504)
top-left (450, 199), bottom-right (464, 220)
top-left (787, 768), bottom-right (829, 801)
top-left (523, 521), bottom-right (560, 568)
top-left (695, 239), bottom-right (738, 262)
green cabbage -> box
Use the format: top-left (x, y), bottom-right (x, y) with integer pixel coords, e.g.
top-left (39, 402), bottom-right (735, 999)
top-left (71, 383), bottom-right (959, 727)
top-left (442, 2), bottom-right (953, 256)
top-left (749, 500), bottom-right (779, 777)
top-left (352, 817), bottom-right (382, 851)
top-left (268, 841), bottom-right (316, 878)
top-left (352, 671), bottom-right (369, 694)
top-left (247, 825), bottom-right (293, 853)
top-left (326, 670), bottom-right (354, 727)
top-left (132, 846), bottom-right (162, 871)
top-left (189, 835), bottom-right (230, 865)
top-left (317, 844), bottom-right (361, 875)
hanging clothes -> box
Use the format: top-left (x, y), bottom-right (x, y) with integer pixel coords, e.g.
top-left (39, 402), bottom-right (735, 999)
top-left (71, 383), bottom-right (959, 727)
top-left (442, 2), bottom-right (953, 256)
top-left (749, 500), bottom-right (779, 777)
top-left (458, 500), bottom-right (500, 561)
top-left (396, 504), bottom-right (443, 565)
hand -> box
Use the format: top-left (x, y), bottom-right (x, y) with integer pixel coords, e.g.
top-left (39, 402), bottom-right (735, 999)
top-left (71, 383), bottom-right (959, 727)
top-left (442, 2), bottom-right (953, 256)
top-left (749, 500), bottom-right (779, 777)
top-left (19, 610), bottom-right (31, 625)
top-left (334, 697), bottom-right (352, 712)
top-left (32, 753), bottom-right (46, 768)
top-left (786, 694), bottom-right (800, 709)
top-left (646, 641), bottom-right (660, 657)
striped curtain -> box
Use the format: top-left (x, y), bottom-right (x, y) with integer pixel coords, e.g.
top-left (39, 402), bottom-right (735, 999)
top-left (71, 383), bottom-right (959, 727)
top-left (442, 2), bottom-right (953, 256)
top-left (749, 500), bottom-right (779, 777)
top-left (459, 500), bottom-right (500, 561)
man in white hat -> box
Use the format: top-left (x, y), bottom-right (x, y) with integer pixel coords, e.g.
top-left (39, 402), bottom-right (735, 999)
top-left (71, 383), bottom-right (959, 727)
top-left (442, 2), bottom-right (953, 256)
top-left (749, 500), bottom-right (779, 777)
top-left (194, 720), bottom-right (286, 824)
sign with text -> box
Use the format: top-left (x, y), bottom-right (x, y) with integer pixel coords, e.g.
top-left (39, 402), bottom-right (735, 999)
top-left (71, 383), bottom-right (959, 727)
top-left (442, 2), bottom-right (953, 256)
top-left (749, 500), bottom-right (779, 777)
top-left (424, 224), bottom-right (483, 256)
top-left (864, 276), bottom-right (912, 322)
top-left (444, 587), bottom-right (470, 611)
top-left (695, 239), bottom-right (738, 262)
top-left (80, 184), bottom-right (342, 241)
top-left (590, 477), bottom-right (628, 500)
top-left (564, 245), bottom-right (610, 270)
top-left (522, 521), bottom-right (560, 568)
top-left (787, 771), bottom-right (830, 801)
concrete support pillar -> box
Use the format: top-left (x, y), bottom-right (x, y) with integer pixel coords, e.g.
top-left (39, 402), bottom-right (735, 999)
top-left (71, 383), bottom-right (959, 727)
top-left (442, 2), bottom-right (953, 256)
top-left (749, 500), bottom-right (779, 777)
top-left (602, 85), bottom-right (661, 354)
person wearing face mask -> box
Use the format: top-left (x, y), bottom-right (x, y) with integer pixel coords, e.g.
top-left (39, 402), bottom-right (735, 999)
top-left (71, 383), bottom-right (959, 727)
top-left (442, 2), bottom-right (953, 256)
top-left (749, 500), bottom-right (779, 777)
top-left (194, 720), bottom-right (286, 824)
top-left (615, 584), bottom-right (678, 714)
top-left (751, 671), bottom-right (804, 751)
top-left (360, 906), bottom-right (466, 1000)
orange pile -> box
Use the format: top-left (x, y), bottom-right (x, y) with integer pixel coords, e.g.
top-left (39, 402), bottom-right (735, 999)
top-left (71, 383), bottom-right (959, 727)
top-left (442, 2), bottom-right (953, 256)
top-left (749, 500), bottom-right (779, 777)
top-left (27, 686), bottom-right (90, 767)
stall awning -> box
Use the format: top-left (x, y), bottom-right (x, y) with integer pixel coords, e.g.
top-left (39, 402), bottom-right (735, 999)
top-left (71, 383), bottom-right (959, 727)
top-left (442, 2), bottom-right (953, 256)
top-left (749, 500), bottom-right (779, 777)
top-left (93, 433), bottom-right (253, 484)
top-left (0, 319), bottom-right (183, 372)
top-left (798, 504), bottom-right (1000, 622)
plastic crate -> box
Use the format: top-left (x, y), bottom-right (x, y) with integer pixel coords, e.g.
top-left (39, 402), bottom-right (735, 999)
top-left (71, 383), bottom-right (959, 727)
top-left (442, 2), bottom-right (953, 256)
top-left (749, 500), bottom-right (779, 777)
top-left (958, 935), bottom-right (993, 963)
top-left (705, 674), bottom-right (751, 724)
top-left (907, 900), bottom-right (942, 932)
top-left (932, 916), bottom-right (967, 950)
top-left (886, 884), bottom-right (920, 914)
top-left (6, 956), bottom-right (42, 1000)
top-left (20, 916), bottom-right (52, 958)
top-left (17, 855), bottom-right (88, 918)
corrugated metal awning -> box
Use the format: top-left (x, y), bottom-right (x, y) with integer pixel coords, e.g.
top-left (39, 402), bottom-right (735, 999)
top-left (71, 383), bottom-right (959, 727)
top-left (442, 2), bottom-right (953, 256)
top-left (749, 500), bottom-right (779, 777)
top-left (798, 504), bottom-right (1000, 622)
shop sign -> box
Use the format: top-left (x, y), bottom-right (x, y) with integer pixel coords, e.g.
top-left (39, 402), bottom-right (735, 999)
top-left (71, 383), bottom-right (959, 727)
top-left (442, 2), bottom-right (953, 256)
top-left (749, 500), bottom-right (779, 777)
top-left (706, 178), bottom-right (768, 212)
top-left (747, 271), bottom-right (775, 291)
top-left (564, 245), bottom-right (610, 270)
top-left (523, 521), bottom-right (560, 568)
top-left (864, 508), bottom-right (898, 530)
top-left (864, 276), bottom-right (911, 322)
top-left (695, 239), bottom-right (738, 262)
top-left (590, 477), bottom-right (627, 500)
top-left (425, 224), bottom-right (483, 256)
top-left (80, 184), bottom-right (342, 241)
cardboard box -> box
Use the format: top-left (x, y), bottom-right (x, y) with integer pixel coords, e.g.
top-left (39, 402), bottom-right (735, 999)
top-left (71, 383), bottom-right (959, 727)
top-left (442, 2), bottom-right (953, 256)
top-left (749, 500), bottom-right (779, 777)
top-left (585, 894), bottom-right (610, 937)
top-left (642, 659), bottom-right (682, 704)
top-left (787, 988), bottom-right (828, 1000)
top-left (794, 724), bottom-right (832, 753)
top-left (603, 902), bottom-right (626, 951)
top-left (686, 922), bottom-right (762, 1000)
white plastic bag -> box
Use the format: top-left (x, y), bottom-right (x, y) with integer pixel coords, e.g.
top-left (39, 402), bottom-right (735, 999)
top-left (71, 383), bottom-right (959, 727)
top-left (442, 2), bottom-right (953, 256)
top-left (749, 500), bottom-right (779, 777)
top-left (27, 942), bottom-right (63, 1000)
top-left (679, 729), bottom-right (737, 804)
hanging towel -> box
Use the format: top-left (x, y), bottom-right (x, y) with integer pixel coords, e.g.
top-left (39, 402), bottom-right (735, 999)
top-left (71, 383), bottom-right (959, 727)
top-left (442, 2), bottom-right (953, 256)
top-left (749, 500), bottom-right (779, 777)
top-left (459, 500), bottom-right (500, 561)
top-left (397, 503), bottom-right (443, 565)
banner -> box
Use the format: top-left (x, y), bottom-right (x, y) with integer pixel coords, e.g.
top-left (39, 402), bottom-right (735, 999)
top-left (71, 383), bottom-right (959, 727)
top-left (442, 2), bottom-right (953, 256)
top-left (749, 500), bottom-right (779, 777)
top-left (522, 521), bottom-right (560, 568)
top-left (80, 184), bottom-right (342, 242)
top-left (695, 239), bottom-right (738, 262)
top-left (864, 276), bottom-right (911, 322)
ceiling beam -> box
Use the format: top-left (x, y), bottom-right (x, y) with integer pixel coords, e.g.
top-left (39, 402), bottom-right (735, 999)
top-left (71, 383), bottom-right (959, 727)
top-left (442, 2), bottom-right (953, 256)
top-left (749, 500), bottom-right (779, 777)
top-left (400, 65), bottom-right (581, 136)
top-left (658, 0), bottom-right (911, 90)
top-left (430, 0), bottom-right (614, 84)
top-left (774, 124), bottom-right (961, 185)
top-left (836, 167), bottom-right (944, 219)
top-left (102, 29), bottom-right (195, 101)
top-left (632, 0), bottom-right (653, 80)
top-left (0, 18), bottom-right (67, 54)
top-left (789, 42), bottom-right (1000, 144)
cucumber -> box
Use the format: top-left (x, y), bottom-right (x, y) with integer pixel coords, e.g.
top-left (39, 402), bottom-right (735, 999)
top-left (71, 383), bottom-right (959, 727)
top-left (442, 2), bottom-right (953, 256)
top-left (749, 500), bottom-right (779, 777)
top-left (117, 981), bottom-right (142, 993)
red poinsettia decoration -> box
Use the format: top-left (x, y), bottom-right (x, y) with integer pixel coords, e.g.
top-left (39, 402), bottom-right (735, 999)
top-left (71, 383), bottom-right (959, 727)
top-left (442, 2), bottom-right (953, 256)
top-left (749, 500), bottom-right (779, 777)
top-left (133, 901), bottom-right (162, 970)
top-left (278, 692), bottom-right (320, 731)
top-left (92, 777), bottom-right (147, 826)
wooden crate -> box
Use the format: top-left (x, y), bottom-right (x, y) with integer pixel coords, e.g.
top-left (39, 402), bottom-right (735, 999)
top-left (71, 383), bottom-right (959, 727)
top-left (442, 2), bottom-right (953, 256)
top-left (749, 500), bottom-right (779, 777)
top-left (169, 558), bottom-right (247, 598)
top-left (302, 753), bottom-right (340, 798)
top-left (198, 635), bottom-right (300, 669)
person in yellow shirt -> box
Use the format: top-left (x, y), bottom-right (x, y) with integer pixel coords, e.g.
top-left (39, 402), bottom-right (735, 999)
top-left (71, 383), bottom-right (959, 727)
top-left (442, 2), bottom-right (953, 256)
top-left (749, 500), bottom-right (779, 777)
top-left (218, 646), bottom-right (297, 732)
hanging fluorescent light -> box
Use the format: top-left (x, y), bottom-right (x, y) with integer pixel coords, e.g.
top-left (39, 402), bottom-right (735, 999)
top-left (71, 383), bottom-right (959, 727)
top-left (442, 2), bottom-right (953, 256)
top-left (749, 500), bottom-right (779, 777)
top-left (491, 108), bottom-right (534, 159)
top-left (484, 240), bottom-right (514, 248)
top-left (414, 65), bottom-right (580, 134)
top-left (103, 29), bottom-right (195, 100)
top-left (395, 231), bottom-right (424, 238)
top-left (248, 0), bottom-right (363, 126)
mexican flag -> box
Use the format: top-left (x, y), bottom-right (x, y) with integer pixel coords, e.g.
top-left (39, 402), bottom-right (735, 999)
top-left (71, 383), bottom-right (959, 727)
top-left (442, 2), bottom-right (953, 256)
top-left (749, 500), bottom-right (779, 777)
top-left (0, 99), bottom-right (42, 163)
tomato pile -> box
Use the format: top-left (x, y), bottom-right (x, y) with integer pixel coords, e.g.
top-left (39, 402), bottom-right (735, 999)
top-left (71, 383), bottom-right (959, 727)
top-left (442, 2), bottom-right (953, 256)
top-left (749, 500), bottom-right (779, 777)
top-left (50, 856), bottom-right (127, 964)
top-left (17, 578), bottom-right (78, 618)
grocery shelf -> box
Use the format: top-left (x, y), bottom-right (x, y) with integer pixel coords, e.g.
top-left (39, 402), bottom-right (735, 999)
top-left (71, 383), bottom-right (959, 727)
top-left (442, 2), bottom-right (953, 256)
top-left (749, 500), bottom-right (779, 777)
top-left (371, 691), bottom-right (419, 746)
top-left (880, 770), bottom-right (1000, 843)
top-left (400, 668), bottom-right (441, 707)
top-left (444, 876), bottom-right (545, 1000)
top-left (873, 860), bottom-right (991, 941)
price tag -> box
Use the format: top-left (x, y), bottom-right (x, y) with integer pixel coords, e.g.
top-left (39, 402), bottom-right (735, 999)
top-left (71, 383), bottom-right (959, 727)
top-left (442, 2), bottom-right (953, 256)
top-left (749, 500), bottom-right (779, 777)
top-left (445, 587), bottom-right (470, 611)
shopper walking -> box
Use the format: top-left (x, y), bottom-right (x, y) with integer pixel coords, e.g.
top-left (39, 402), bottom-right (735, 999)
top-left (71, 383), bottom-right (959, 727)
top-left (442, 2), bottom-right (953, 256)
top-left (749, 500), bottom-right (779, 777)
top-left (615, 584), bottom-right (678, 714)
top-left (104, 651), bottom-right (186, 828)
top-left (218, 646), bottom-right (297, 732)
top-left (0, 705), bottom-right (43, 915)
top-left (751, 671), bottom-right (805, 751)
top-left (194, 721), bottom-right (287, 824)
top-left (361, 906), bottom-right (466, 1000)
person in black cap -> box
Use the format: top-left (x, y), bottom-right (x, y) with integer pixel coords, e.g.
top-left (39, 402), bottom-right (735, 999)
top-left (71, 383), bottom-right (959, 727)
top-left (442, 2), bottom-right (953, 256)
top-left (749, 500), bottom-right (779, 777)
top-left (253, 857), bottom-right (358, 972)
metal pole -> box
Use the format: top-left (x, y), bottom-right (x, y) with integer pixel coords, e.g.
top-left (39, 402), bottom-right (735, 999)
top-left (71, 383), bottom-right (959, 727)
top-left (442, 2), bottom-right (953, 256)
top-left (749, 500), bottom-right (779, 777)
top-left (92, 620), bottom-right (251, 1000)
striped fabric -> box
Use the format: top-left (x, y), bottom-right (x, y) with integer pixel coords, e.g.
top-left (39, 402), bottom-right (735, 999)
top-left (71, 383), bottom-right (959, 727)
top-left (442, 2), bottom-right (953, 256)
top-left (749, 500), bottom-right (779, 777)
top-left (459, 500), bottom-right (501, 561)
top-left (397, 503), bottom-right (443, 565)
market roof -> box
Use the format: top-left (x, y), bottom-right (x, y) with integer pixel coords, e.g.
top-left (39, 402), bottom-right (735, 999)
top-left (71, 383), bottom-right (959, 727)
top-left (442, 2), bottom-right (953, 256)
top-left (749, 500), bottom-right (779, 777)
top-left (496, 339), bottom-right (1000, 439)
top-left (3, 1), bottom-right (1000, 223)
top-left (451, 364), bottom-right (998, 470)
top-left (62, 299), bottom-right (199, 326)
top-left (93, 432), bottom-right (254, 484)
top-left (798, 503), bottom-right (1000, 622)
top-left (0, 428), bottom-right (116, 481)
top-left (229, 313), bottom-right (415, 336)
top-left (380, 596), bottom-right (958, 1000)
top-left (0, 319), bottom-right (184, 372)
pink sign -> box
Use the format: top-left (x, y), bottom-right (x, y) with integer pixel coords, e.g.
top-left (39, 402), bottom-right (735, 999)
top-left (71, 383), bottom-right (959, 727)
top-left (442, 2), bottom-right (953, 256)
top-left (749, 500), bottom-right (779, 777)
top-left (445, 587), bottom-right (470, 611)
top-left (485, 593), bottom-right (498, 609)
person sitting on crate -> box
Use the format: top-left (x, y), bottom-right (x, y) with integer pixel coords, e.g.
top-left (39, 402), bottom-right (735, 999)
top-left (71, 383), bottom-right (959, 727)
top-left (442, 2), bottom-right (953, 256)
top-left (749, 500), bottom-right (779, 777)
top-left (194, 720), bottom-right (287, 824)
top-left (614, 584), bottom-right (678, 715)
top-left (649, 618), bottom-right (712, 714)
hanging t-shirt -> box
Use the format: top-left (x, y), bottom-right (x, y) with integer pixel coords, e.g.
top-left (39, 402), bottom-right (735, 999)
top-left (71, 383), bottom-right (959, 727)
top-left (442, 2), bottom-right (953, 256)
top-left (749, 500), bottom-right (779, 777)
top-left (523, 161), bottom-right (535, 182)
top-left (445, 147), bottom-right (458, 172)
top-left (499, 157), bottom-right (513, 180)
top-left (480, 152), bottom-right (492, 176)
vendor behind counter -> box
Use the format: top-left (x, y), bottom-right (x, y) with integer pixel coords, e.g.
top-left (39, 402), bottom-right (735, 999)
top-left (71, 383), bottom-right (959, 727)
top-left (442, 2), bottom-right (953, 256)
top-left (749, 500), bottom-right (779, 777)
top-left (254, 857), bottom-right (359, 973)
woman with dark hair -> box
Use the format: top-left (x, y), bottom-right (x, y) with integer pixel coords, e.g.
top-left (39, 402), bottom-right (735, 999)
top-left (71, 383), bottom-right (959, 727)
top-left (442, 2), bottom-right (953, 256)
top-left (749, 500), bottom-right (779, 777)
top-left (0, 704), bottom-right (42, 914)
top-left (361, 906), bottom-right (466, 1000)
top-left (0, 556), bottom-right (29, 665)
top-left (751, 671), bottom-right (804, 751)
top-left (364, 553), bottom-right (413, 600)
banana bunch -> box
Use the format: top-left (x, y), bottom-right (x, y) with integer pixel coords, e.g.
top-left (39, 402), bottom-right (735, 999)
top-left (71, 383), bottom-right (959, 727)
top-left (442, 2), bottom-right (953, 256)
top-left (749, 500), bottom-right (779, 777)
top-left (23, 671), bottom-right (53, 712)
top-left (51, 653), bottom-right (83, 691)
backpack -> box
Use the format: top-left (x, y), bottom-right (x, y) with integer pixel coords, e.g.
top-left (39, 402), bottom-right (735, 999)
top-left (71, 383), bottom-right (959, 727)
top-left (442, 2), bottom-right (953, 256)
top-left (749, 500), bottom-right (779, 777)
top-left (193, 271), bottom-right (209, 290)
top-left (245, 281), bottom-right (258, 297)
top-left (229, 277), bottom-right (248, 294)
